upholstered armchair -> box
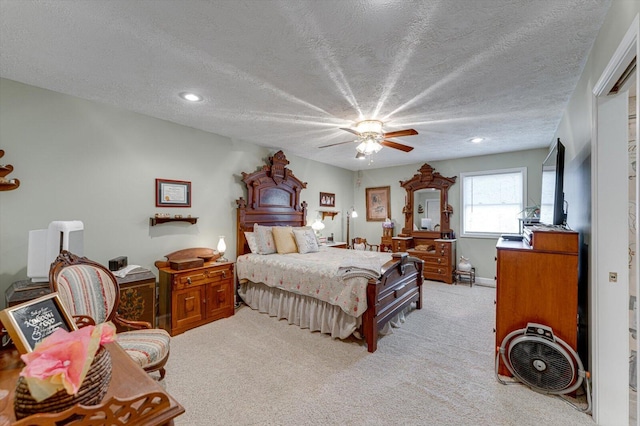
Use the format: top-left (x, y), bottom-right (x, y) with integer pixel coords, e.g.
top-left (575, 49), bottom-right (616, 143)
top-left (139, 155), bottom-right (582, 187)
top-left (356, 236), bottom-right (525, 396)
top-left (49, 250), bottom-right (170, 379)
top-left (351, 237), bottom-right (380, 252)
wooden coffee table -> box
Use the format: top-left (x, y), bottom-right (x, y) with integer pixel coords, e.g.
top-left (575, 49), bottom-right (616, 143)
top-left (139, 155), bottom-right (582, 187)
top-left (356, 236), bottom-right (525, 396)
top-left (0, 342), bottom-right (184, 425)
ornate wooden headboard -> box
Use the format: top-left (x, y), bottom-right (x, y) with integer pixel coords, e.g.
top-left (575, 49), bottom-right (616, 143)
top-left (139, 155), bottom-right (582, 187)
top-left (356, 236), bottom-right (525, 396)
top-left (235, 151), bottom-right (308, 257)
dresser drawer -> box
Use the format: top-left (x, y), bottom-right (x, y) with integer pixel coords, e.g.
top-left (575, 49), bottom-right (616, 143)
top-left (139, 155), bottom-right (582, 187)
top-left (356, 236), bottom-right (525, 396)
top-left (434, 242), bottom-right (451, 256)
top-left (421, 256), bottom-right (448, 266)
top-left (424, 265), bottom-right (450, 278)
top-left (173, 265), bottom-right (232, 290)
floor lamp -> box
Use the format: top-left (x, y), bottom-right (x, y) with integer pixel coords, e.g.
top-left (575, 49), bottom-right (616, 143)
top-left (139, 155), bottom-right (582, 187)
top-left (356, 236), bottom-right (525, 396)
top-left (346, 208), bottom-right (358, 248)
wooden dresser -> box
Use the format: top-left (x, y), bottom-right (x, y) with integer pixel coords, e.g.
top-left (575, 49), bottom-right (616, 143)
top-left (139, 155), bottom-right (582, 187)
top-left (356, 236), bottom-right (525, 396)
top-left (495, 227), bottom-right (579, 376)
top-left (156, 248), bottom-right (234, 336)
top-left (407, 239), bottom-right (456, 284)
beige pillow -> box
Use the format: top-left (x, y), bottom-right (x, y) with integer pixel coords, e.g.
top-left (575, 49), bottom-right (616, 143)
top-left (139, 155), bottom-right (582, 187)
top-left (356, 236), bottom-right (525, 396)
top-left (272, 226), bottom-right (297, 254)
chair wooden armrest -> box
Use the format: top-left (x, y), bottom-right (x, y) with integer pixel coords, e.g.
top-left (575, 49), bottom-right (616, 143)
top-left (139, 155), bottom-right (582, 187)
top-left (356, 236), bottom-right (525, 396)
top-left (73, 315), bottom-right (96, 328)
top-left (113, 314), bottom-right (152, 330)
top-left (368, 243), bottom-right (380, 251)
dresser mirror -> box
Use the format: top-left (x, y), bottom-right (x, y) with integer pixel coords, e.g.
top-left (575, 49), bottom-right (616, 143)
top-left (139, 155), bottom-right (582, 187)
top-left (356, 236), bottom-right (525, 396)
top-left (413, 188), bottom-right (441, 231)
top-left (400, 163), bottom-right (457, 238)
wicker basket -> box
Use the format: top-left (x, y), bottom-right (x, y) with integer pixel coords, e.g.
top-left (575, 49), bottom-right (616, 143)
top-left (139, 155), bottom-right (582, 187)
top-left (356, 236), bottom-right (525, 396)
top-left (14, 345), bottom-right (112, 420)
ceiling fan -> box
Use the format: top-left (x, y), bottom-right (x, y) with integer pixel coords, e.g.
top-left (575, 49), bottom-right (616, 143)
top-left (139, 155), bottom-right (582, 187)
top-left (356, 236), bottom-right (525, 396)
top-left (319, 120), bottom-right (417, 158)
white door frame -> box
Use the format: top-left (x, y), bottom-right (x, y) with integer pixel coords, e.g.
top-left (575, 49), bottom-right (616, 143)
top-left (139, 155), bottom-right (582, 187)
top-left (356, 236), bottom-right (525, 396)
top-left (592, 13), bottom-right (639, 424)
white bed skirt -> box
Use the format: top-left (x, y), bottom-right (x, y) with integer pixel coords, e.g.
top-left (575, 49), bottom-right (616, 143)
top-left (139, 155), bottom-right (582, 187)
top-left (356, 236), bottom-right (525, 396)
top-left (238, 281), bottom-right (409, 340)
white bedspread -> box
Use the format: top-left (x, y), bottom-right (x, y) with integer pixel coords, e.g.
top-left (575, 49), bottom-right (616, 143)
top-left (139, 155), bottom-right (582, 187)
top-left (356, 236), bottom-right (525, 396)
top-left (236, 246), bottom-right (392, 316)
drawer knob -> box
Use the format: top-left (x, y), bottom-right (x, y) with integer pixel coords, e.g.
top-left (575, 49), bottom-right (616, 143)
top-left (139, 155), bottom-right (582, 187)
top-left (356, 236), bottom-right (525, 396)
top-left (437, 259), bottom-right (441, 264)
top-left (187, 277), bottom-right (192, 285)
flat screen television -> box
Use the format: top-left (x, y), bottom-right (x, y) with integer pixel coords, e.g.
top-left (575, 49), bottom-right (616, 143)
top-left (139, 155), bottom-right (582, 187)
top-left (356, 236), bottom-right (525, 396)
top-left (27, 220), bottom-right (84, 282)
top-left (539, 139), bottom-right (566, 226)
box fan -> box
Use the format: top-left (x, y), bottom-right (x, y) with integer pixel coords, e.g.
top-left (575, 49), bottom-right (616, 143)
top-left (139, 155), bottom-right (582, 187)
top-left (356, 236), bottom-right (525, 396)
top-left (495, 323), bottom-right (591, 413)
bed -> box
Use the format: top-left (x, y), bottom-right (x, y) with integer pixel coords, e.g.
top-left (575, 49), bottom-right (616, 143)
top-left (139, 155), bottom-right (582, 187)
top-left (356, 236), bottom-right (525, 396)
top-left (235, 151), bottom-right (423, 352)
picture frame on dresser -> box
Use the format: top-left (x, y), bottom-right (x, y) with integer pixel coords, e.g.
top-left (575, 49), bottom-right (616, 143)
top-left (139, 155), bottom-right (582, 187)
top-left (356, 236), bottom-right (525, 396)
top-left (0, 293), bottom-right (77, 354)
top-left (366, 186), bottom-right (390, 221)
top-left (156, 178), bottom-right (191, 207)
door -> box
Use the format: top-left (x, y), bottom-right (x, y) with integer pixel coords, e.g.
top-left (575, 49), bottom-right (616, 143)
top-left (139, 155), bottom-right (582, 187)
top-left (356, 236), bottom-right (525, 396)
top-left (592, 17), bottom-right (639, 421)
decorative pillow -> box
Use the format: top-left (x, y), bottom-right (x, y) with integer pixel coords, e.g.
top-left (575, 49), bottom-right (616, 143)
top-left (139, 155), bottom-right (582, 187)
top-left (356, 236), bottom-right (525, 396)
top-left (272, 226), bottom-right (297, 254)
top-left (244, 232), bottom-right (259, 254)
top-left (293, 229), bottom-right (319, 254)
top-left (253, 224), bottom-right (276, 254)
top-left (293, 226), bottom-right (321, 245)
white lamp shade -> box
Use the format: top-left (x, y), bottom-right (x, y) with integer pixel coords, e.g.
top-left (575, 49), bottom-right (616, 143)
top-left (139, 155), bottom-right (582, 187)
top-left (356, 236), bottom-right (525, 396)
top-left (217, 236), bottom-right (226, 253)
top-left (311, 219), bottom-right (325, 231)
top-left (351, 210), bottom-right (358, 218)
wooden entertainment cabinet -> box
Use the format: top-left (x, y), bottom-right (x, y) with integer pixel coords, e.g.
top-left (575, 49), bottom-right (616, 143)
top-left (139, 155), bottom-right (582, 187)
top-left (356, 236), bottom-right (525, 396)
top-left (495, 226), bottom-right (579, 376)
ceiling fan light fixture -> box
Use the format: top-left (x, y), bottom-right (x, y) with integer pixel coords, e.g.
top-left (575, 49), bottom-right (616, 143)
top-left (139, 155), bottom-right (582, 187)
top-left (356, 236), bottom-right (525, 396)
top-left (355, 119), bottom-right (383, 134)
top-left (355, 152), bottom-right (366, 159)
top-left (356, 137), bottom-right (383, 155)
top-left (471, 137), bottom-right (484, 143)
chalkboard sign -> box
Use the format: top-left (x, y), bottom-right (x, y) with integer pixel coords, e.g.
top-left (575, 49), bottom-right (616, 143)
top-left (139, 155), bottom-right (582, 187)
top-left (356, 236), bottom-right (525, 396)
top-left (0, 293), bottom-right (77, 353)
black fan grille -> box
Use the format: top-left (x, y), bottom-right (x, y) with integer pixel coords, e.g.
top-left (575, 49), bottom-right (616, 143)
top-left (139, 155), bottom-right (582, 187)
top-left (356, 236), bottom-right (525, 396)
top-left (508, 338), bottom-right (576, 393)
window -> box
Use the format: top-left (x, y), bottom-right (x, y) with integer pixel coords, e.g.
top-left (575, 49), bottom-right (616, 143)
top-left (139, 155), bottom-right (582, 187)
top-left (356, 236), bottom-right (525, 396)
top-left (460, 167), bottom-right (527, 237)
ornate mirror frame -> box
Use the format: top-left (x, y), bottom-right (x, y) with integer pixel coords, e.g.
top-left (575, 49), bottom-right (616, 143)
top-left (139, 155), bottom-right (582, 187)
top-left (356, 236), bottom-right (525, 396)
top-left (400, 163), bottom-right (457, 237)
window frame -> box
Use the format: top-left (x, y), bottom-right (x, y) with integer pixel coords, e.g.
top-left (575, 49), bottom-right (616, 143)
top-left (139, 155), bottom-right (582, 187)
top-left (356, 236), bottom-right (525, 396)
top-left (459, 167), bottom-right (527, 239)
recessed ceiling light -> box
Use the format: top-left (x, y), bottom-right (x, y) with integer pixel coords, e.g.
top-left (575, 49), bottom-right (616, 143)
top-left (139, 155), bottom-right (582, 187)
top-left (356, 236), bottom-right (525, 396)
top-left (179, 92), bottom-right (203, 102)
top-left (470, 137), bottom-right (484, 143)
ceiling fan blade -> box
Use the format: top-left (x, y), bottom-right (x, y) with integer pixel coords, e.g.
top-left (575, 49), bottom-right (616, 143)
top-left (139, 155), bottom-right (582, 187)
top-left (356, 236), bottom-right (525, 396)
top-left (340, 127), bottom-right (361, 136)
top-left (381, 140), bottom-right (414, 152)
top-left (383, 129), bottom-right (418, 138)
top-left (318, 140), bottom-right (356, 149)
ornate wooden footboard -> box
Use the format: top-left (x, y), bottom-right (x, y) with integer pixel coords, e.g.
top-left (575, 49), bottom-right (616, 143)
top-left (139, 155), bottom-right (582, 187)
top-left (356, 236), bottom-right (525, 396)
top-left (236, 151), bottom-right (424, 352)
top-left (363, 253), bottom-right (423, 352)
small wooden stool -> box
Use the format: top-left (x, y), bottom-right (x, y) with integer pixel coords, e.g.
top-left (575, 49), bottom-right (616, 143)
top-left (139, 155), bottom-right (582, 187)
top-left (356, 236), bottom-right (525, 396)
top-left (455, 267), bottom-right (476, 287)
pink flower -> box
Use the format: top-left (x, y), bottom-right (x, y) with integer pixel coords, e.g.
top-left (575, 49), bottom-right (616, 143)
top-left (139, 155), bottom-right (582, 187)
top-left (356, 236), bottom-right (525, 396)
top-left (20, 322), bottom-right (116, 402)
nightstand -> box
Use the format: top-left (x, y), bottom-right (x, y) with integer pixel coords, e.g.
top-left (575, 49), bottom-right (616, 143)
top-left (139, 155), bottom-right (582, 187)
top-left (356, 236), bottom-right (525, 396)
top-left (324, 241), bottom-right (347, 249)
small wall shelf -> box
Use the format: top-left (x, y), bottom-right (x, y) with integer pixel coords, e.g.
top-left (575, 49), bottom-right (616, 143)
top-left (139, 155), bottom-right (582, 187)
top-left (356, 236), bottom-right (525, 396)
top-left (0, 150), bottom-right (20, 192)
top-left (320, 211), bottom-right (339, 220)
top-left (150, 217), bottom-right (198, 226)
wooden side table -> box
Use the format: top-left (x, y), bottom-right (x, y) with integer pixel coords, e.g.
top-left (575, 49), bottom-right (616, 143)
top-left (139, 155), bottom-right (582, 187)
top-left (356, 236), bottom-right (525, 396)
top-left (116, 268), bottom-right (157, 331)
top-left (0, 342), bottom-right (184, 424)
top-left (324, 242), bottom-right (347, 249)
top-left (5, 280), bottom-right (51, 308)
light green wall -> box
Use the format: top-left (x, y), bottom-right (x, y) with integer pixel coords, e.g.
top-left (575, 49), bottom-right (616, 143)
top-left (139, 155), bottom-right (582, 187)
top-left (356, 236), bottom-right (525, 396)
top-left (353, 149), bottom-right (548, 281)
top-left (0, 72), bottom-right (589, 296)
top-left (0, 78), bottom-right (352, 305)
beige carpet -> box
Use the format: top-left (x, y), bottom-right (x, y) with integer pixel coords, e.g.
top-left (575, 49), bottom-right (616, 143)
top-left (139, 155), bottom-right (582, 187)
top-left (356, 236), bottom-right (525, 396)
top-left (163, 281), bottom-right (594, 425)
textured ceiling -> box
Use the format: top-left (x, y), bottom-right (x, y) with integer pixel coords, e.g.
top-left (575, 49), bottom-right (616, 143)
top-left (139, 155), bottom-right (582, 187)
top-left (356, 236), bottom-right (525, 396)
top-left (0, 0), bottom-right (611, 170)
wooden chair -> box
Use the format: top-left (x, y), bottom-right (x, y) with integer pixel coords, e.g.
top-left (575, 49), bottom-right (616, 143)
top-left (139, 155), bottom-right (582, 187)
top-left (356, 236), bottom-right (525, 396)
top-left (49, 250), bottom-right (170, 380)
top-left (351, 237), bottom-right (380, 252)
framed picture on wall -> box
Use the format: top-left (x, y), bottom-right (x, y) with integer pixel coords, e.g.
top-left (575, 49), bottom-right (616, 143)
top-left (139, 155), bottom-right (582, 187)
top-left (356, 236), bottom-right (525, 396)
top-left (366, 186), bottom-right (391, 221)
top-left (319, 192), bottom-right (335, 207)
top-left (156, 179), bottom-right (191, 207)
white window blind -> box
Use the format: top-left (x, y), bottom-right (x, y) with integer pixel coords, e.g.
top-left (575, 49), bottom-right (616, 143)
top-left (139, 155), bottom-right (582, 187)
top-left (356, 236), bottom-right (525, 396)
top-left (460, 168), bottom-right (526, 237)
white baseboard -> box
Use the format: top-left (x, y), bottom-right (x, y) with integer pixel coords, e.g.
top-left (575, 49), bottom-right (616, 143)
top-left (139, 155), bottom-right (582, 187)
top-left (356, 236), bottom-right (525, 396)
top-left (475, 276), bottom-right (496, 288)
